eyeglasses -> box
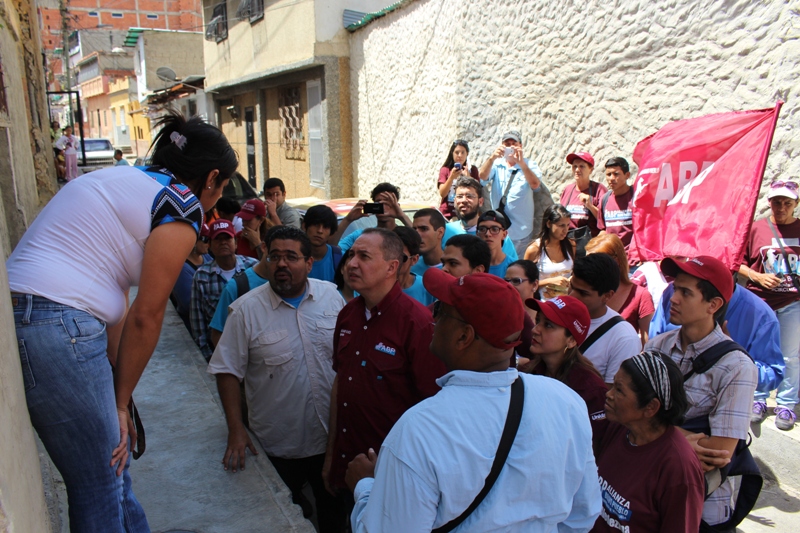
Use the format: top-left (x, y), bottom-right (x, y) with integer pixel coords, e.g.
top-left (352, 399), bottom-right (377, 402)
top-left (504, 277), bottom-right (531, 286)
top-left (770, 181), bottom-right (799, 191)
top-left (454, 194), bottom-right (478, 201)
top-left (432, 300), bottom-right (470, 325)
top-left (266, 253), bottom-right (308, 264)
top-left (199, 236), bottom-right (209, 243)
top-left (476, 226), bottom-right (504, 235)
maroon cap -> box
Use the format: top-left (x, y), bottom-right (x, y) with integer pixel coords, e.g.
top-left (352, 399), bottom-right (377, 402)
top-left (209, 219), bottom-right (236, 239)
top-left (237, 199), bottom-right (266, 220)
top-left (660, 256), bottom-right (734, 303)
top-left (566, 151), bottom-right (595, 167)
top-left (525, 295), bottom-right (591, 345)
top-left (200, 223), bottom-right (211, 238)
top-left (424, 269), bottom-right (525, 350)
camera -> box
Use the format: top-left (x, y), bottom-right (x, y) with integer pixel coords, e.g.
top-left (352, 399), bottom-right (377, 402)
top-left (363, 202), bottom-right (385, 215)
top-left (454, 163), bottom-right (463, 170)
top-left (504, 147), bottom-right (515, 158)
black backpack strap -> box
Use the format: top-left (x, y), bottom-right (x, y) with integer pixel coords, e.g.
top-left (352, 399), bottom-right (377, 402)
top-left (579, 315), bottom-right (624, 353)
top-left (683, 340), bottom-right (749, 382)
top-left (233, 270), bottom-right (250, 299)
top-left (432, 377), bottom-right (524, 533)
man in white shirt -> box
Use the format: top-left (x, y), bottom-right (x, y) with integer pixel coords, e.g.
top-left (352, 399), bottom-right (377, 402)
top-left (568, 254), bottom-right (641, 384)
top-left (478, 130), bottom-right (543, 257)
top-left (208, 226), bottom-right (346, 531)
top-left (344, 269), bottom-right (600, 532)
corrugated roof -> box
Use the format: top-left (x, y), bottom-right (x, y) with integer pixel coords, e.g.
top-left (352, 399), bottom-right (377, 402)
top-left (345, 0), bottom-right (416, 32)
top-left (123, 28), bottom-right (145, 47)
top-left (343, 9), bottom-right (367, 27)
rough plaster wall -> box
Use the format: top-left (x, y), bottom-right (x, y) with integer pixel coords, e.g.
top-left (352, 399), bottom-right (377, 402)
top-left (350, 0), bottom-right (800, 218)
top-left (144, 31), bottom-right (204, 92)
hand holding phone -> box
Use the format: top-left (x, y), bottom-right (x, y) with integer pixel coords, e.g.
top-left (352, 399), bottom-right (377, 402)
top-left (363, 202), bottom-right (384, 215)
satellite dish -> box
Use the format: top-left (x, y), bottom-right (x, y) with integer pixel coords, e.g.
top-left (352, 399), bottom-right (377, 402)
top-left (156, 67), bottom-right (178, 84)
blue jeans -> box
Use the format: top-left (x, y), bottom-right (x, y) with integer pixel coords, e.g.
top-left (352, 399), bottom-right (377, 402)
top-left (12, 294), bottom-right (149, 533)
top-left (775, 300), bottom-right (800, 409)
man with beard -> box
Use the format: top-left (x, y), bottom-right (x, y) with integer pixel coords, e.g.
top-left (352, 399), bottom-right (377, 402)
top-left (446, 177), bottom-right (518, 260)
top-left (208, 226), bottom-right (346, 530)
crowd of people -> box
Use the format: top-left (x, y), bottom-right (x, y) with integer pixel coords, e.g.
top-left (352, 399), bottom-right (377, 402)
top-left (8, 115), bottom-right (799, 533)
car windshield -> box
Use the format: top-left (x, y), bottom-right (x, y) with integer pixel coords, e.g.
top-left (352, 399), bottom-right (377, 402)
top-left (83, 140), bottom-right (113, 152)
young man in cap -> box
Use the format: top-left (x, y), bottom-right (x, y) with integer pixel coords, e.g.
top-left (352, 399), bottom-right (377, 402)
top-left (560, 151), bottom-right (608, 237)
top-left (190, 219), bottom-right (258, 360)
top-left (568, 254), bottom-right (641, 385)
top-left (410, 208), bottom-right (447, 277)
top-left (597, 157), bottom-right (634, 252)
top-left (345, 270), bottom-right (600, 531)
top-left (263, 177), bottom-right (302, 228)
top-left (236, 198), bottom-right (267, 259)
top-left (479, 130), bottom-right (543, 257)
top-left (476, 210), bottom-right (514, 278)
top-left (208, 226), bottom-right (346, 530)
top-left (645, 256), bottom-right (757, 529)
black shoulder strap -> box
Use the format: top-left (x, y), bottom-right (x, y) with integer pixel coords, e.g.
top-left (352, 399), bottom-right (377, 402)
top-left (233, 270), bottom-right (250, 299)
top-left (683, 340), bottom-right (750, 382)
top-left (580, 315), bottom-right (624, 353)
top-left (432, 377), bottom-right (524, 533)
top-left (601, 190), bottom-right (613, 217)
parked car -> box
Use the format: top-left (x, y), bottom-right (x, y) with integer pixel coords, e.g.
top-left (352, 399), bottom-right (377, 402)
top-left (77, 138), bottom-right (116, 168)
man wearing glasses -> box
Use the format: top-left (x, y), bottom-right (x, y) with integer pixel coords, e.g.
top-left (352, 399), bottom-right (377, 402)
top-left (476, 211), bottom-right (514, 278)
top-left (208, 226), bottom-right (346, 531)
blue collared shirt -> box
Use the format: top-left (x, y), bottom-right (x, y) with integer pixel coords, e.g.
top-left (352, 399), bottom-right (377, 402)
top-left (650, 284), bottom-right (784, 393)
top-left (352, 370), bottom-right (601, 532)
top-left (484, 158), bottom-right (542, 242)
top-left (402, 273), bottom-right (435, 306)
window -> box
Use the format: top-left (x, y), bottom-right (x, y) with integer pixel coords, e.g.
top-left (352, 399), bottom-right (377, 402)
top-left (235, 0), bottom-right (264, 23)
top-left (111, 13), bottom-right (123, 18)
top-left (147, 14), bottom-right (158, 20)
top-left (88, 11), bottom-right (98, 17)
top-left (103, 110), bottom-right (107, 127)
top-left (188, 99), bottom-right (197, 117)
top-left (279, 87), bottom-right (304, 160)
top-left (205, 3), bottom-right (228, 43)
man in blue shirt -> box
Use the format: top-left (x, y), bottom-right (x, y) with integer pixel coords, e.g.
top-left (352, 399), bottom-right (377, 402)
top-left (650, 282), bottom-right (784, 421)
top-left (411, 208), bottom-right (447, 277)
top-left (303, 204), bottom-right (342, 283)
top-left (333, 183), bottom-right (414, 253)
top-left (394, 226), bottom-right (434, 306)
top-left (345, 270), bottom-right (600, 531)
top-left (478, 130), bottom-right (543, 257)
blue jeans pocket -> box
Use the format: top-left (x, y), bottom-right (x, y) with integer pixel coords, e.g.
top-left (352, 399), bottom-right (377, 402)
top-left (17, 339), bottom-right (36, 391)
top-left (61, 314), bottom-right (108, 362)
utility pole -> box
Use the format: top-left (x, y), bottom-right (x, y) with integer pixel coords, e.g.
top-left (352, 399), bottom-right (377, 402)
top-left (59, 0), bottom-right (73, 127)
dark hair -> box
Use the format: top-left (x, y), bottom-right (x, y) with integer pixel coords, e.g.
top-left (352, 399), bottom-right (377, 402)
top-left (508, 260), bottom-right (539, 283)
top-left (454, 176), bottom-right (482, 196)
top-left (573, 254), bottom-right (620, 295)
top-left (414, 208), bottom-right (447, 231)
top-left (265, 225), bottom-right (312, 258)
top-left (114, 149), bottom-right (124, 157)
top-left (621, 353), bottom-right (688, 427)
top-left (585, 234), bottom-right (631, 285)
top-left (264, 177), bottom-right (285, 193)
top-left (478, 210), bottom-right (510, 230)
top-left (215, 196), bottom-right (241, 216)
top-left (697, 279), bottom-right (727, 323)
top-left (393, 226), bottom-right (421, 256)
top-left (149, 111), bottom-right (238, 200)
top-left (370, 182), bottom-right (400, 201)
top-left (552, 344), bottom-right (602, 385)
top-left (334, 248), bottom-right (350, 291)
top-left (535, 205), bottom-right (574, 261)
top-left (361, 227), bottom-right (404, 262)
top-left (442, 139), bottom-right (470, 170)
top-left (303, 205), bottom-right (338, 233)
top-left (604, 157), bottom-right (630, 174)
top-left (444, 234), bottom-right (490, 272)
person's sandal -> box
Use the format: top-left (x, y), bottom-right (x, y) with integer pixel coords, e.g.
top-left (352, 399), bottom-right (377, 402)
top-left (774, 406), bottom-right (797, 431)
top-left (751, 400), bottom-right (768, 425)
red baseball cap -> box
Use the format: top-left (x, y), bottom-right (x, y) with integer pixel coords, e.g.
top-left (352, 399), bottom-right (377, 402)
top-left (200, 223), bottom-right (211, 238)
top-left (423, 269), bottom-right (525, 350)
top-left (525, 295), bottom-right (591, 345)
top-left (566, 151), bottom-right (595, 167)
top-left (237, 199), bottom-right (266, 220)
top-left (209, 219), bottom-right (236, 239)
top-left (660, 256), bottom-right (734, 303)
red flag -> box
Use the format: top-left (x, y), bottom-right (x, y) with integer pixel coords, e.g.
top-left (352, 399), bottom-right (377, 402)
top-left (630, 103), bottom-right (782, 270)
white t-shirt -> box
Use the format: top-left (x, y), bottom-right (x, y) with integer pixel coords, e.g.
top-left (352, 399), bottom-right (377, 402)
top-left (583, 307), bottom-right (642, 383)
top-left (7, 166), bottom-right (203, 325)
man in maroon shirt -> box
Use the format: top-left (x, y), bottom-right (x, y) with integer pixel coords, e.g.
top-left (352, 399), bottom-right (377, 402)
top-left (323, 228), bottom-right (447, 499)
top-left (597, 157), bottom-right (634, 253)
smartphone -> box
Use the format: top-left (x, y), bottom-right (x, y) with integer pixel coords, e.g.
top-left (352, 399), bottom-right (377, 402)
top-left (363, 202), bottom-right (384, 215)
top-left (454, 163), bottom-right (463, 170)
top-left (504, 147), bottom-right (515, 158)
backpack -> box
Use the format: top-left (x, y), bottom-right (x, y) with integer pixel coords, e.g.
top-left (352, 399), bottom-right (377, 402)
top-left (233, 270), bottom-right (250, 299)
top-left (681, 340), bottom-right (762, 532)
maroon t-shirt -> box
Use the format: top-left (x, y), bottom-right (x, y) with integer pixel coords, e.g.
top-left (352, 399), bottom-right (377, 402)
top-left (592, 424), bottom-right (705, 533)
top-left (438, 164), bottom-right (480, 219)
top-left (743, 218), bottom-right (800, 310)
top-left (235, 232), bottom-right (259, 259)
top-left (531, 361), bottom-right (608, 454)
top-left (597, 188), bottom-right (634, 248)
top-left (560, 181), bottom-right (608, 237)
top-left (617, 284), bottom-right (655, 334)
top-left (330, 283), bottom-right (446, 489)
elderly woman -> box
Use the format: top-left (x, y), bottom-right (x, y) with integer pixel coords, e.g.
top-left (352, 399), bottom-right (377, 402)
top-left (559, 151), bottom-right (608, 237)
top-left (739, 179), bottom-right (800, 430)
top-left (592, 351), bottom-right (705, 533)
top-left (8, 112), bottom-right (237, 531)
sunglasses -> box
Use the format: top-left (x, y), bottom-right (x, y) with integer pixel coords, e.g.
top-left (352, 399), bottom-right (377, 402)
top-left (770, 181), bottom-right (799, 191)
top-left (452, 139), bottom-right (470, 149)
top-left (199, 236), bottom-right (209, 243)
top-left (504, 277), bottom-right (530, 286)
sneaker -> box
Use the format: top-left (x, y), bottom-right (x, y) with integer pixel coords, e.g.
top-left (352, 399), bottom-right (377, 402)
top-left (774, 406), bottom-right (797, 431)
top-left (751, 400), bottom-right (768, 424)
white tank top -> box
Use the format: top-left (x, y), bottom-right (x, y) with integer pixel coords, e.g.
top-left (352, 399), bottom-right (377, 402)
top-left (538, 246), bottom-right (573, 300)
top-left (7, 166), bottom-right (202, 324)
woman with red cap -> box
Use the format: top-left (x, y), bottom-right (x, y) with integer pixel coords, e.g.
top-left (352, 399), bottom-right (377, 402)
top-left (560, 151), bottom-right (608, 237)
top-left (525, 295), bottom-right (609, 453)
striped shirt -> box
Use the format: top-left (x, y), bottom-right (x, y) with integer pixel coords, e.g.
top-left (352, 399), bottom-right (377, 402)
top-left (645, 325), bottom-right (757, 526)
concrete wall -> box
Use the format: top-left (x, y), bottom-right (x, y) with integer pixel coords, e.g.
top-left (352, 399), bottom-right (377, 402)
top-left (349, 0), bottom-right (800, 217)
top-left (137, 30), bottom-right (204, 100)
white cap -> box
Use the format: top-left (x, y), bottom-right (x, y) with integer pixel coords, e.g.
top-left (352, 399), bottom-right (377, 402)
top-left (767, 181), bottom-right (799, 201)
